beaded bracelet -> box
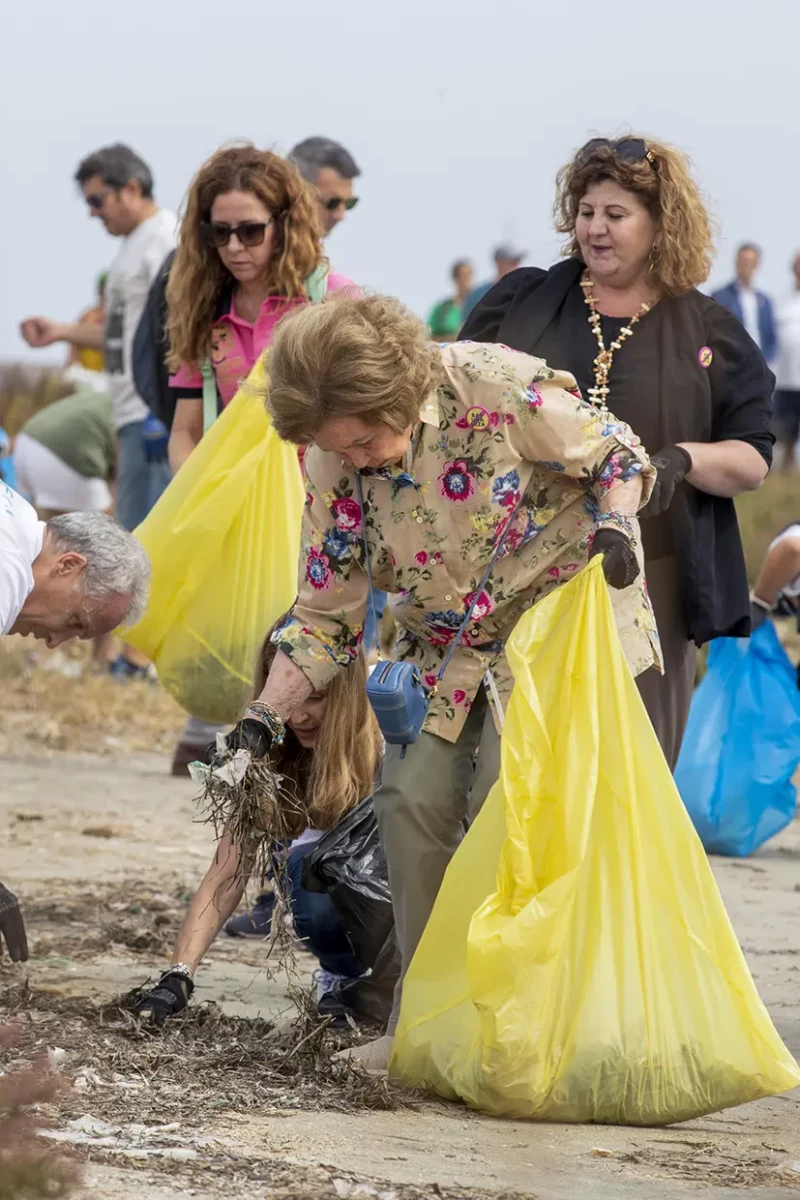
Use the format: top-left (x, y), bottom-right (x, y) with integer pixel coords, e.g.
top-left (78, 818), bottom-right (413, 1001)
top-left (167, 961), bottom-right (195, 981)
top-left (596, 511), bottom-right (637, 543)
top-left (244, 700), bottom-right (286, 746)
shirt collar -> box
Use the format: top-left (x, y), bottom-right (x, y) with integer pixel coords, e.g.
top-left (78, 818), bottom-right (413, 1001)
top-left (419, 389), bottom-right (440, 428)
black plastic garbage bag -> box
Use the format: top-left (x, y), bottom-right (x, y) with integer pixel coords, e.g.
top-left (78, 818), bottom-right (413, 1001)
top-left (303, 796), bottom-right (399, 1029)
top-left (302, 796), bottom-right (394, 969)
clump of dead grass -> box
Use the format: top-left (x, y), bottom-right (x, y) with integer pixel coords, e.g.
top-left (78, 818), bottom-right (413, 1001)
top-left (0, 640), bottom-right (185, 757)
top-left (0, 981), bottom-right (405, 1127)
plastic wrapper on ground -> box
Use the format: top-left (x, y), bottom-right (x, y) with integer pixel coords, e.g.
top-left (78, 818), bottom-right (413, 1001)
top-left (390, 558), bottom-right (800, 1124)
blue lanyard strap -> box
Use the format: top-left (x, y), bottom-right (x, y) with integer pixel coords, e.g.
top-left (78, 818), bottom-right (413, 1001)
top-left (355, 472), bottom-right (523, 684)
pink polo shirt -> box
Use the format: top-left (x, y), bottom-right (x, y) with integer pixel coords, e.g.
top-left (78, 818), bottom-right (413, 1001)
top-left (170, 271), bottom-right (354, 406)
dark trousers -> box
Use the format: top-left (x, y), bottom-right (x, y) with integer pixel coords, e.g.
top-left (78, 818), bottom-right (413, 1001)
top-left (636, 556), bottom-right (697, 771)
top-left (284, 843), bottom-right (364, 978)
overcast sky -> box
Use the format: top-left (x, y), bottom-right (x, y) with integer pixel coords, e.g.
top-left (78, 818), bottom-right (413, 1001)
top-left (3, 0), bottom-right (798, 361)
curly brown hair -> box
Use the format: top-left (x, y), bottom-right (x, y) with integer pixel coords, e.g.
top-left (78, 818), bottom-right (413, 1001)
top-left (167, 144), bottom-right (325, 369)
top-left (554, 136), bottom-right (714, 295)
top-left (265, 293), bottom-right (443, 445)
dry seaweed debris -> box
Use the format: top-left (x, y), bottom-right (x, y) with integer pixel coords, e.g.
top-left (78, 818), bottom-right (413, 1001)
top-left (0, 981), bottom-right (406, 1125)
top-left (194, 745), bottom-right (309, 884)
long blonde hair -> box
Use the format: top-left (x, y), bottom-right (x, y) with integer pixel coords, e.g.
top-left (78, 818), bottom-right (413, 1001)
top-left (554, 135), bottom-right (714, 295)
top-left (255, 630), bottom-right (382, 831)
top-left (167, 144), bottom-right (324, 369)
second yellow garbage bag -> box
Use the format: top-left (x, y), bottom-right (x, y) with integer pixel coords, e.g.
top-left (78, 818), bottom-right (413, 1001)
top-left (123, 359), bottom-right (304, 723)
top-left (391, 558), bottom-right (800, 1124)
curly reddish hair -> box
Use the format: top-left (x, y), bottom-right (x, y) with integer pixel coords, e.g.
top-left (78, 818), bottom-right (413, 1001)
top-left (554, 136), bottom-right (714, 295)
top-left (167, 144), bottom-right (325, 368)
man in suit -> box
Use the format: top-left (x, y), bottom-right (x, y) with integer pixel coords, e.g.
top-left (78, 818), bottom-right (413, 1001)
top-left (713, 243), bottom-right (777, 362)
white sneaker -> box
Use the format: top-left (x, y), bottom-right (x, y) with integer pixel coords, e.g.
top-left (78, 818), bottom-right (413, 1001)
top-left (312, 968), bottom-right (344, 1001)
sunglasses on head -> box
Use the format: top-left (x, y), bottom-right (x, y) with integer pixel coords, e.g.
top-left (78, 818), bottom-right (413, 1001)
top-left (199, 219), bottom-right (272, 249)
top-left (322, 196), bottom-right (359, 213)
top-left (577, 137), bottom-right (658, 173)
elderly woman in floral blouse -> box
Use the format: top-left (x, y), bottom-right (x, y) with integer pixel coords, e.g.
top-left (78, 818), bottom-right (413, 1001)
top-left (225, 293), bottom-right (658, 1071)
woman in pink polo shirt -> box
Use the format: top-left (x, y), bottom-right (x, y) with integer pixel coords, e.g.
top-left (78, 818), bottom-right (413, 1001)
top-left (167, 144), bottom-right (353, 472)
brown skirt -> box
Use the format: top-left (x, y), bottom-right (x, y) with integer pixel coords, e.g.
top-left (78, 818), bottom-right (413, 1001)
top-left (636, 556), bottom-right (697, 772)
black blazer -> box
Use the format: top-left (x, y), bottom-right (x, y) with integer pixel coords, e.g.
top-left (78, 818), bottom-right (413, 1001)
top-left (461, 260), bottom-right (775, 645)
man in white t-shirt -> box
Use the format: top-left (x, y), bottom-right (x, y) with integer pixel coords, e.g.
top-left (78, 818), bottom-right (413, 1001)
top-left (0, 483), bottom-right (151, 965)
top-left (0, 481), bottom-right (150, 644)
top-left (20, 143), bottom-right (178, 532)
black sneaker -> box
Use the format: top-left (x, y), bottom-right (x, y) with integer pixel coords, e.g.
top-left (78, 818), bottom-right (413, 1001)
top-left (224, 893), bottom-right (275, 938)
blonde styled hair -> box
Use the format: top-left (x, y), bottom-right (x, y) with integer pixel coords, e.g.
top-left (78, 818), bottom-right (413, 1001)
top-left (554, 136), bottom-right (714, 295)
top-left (167, 144), bottom-right (324, 369)
top-left (266, 293), bottom-right (442, 445)
top-left (255, 630), bottom-right (382, 831)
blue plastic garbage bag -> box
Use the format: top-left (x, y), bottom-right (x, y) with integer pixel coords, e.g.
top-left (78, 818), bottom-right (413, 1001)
top-left (675, 621), bottom-right (800, 856)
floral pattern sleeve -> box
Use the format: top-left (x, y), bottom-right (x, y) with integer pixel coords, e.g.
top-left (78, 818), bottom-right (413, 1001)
top-left (271, 452), bottom-right (368, 690)
top-left (493, 353), bottom-right (656, 510)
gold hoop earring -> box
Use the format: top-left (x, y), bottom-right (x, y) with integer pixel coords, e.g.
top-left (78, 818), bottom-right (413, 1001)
top-left (648, 240), bottom-right (662, 274)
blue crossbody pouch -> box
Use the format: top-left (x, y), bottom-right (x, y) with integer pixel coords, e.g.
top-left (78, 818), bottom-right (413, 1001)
top-left (356, 473), bottom-right (521, 753)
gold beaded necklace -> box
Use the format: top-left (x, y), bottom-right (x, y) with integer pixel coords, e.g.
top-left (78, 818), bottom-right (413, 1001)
top-left (580, 271), bottom-right (652, 414)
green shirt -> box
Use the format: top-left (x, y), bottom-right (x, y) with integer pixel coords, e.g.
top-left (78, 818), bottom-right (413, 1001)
top-left (22, 390), bottom-right (115, 480)
top-left (427, 297), bottom-right (463, 340)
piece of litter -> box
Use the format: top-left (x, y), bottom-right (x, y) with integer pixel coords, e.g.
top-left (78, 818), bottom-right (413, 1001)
top-left (81, 825), bottom-right (117, 839)
top-left (332, 1182), bottom-right (399, 1200)
top-left (47, 1047), bottom-right (68, 1069)
top-left (73, 1066), bottom-right (103, 1091)
top-left (591, 1147), bottom-right (615, 1158)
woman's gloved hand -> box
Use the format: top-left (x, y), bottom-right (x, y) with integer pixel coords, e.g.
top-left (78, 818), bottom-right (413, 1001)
top-left (640, 445), bottom-right (693, 518)
top-left (589, 529), bottom-right (640, 590)
top-left (135, 970), bottom-right (194, 1026)
top-left (0, 883), bottom-right (28, 963)
top-left (208, 703), bottom-right (284, 763)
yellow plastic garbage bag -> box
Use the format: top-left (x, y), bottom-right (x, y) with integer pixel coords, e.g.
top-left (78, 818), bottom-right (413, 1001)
top-left (391, 558), bottom-right (800, 1124)
top-left (123, 358), bottom-right (303, 723)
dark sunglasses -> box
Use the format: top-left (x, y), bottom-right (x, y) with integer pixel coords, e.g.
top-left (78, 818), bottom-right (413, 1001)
top-left (199, 219), bottom-right (272, 249)
top-left (322, 196), bottom-right (359, 213)
top-left (86, 189), bottom-right (114, 211)
top-left (577, 137), bottom-right (658, 173)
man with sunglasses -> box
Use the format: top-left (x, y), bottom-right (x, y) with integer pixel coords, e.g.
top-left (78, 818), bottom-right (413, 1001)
top-left (20, 144), bottom-right (177, 542)
top-left (289, 136), bottom-right (361, 236)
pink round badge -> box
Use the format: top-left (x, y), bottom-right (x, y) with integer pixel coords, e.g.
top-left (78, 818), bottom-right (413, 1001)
top-left (698, 346), bottom-right (713, 368)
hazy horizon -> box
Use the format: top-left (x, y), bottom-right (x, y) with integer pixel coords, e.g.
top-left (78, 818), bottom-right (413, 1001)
top-left (3, 0), bottom-right (798, 363)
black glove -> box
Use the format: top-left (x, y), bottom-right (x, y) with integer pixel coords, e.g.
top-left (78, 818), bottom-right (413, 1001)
top-left (589, 528), bottom-right (640, 590)
top-left (135, 971), bottom-right (194, 1026)
top-left (0, 883), bottom-right (29, 963)
top-left (750, 599), bottom-right (772, 631)
top-left (206, 717), bottom-right (273, 764)
top-left (640, 445), bottom-right (692, 519)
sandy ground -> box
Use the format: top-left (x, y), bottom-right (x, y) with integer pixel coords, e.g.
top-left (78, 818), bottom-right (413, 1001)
top-left (2, 745), bottom-right (800, 1199)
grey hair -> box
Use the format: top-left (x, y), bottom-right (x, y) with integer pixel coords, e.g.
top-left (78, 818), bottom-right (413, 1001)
top-left (288, 137), bottom-right (361, 185)
top-left (47, 512), bottom-right (151, 626)
top-left (74, 143), bottom-right (154, 200)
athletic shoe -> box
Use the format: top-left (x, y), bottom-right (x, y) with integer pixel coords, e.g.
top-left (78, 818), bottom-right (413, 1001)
top-left (224, 893), bottom-right (274, 939)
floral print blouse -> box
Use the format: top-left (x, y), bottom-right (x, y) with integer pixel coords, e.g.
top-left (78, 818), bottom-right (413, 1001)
top-left (273, 342), bottom-right (661, 743)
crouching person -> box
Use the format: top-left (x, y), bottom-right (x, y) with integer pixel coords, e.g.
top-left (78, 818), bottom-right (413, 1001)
top-left (136, 629), bottom-right (385, 1026)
